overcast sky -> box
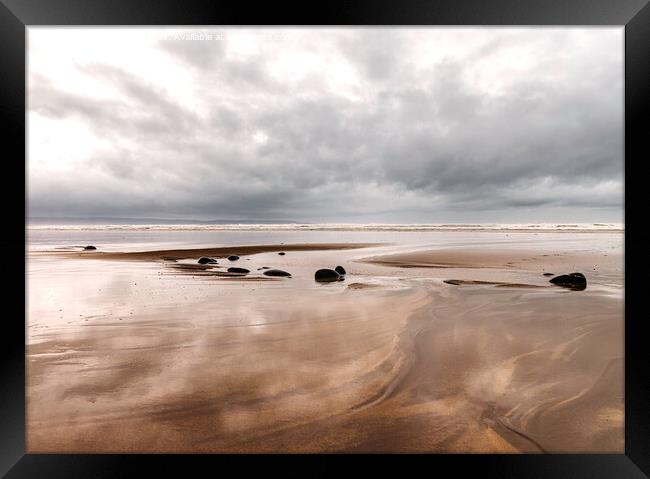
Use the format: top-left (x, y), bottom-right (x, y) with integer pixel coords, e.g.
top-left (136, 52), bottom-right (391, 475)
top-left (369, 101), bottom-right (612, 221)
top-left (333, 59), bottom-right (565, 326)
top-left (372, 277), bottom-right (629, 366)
top-left (27, 27), bottom-right (623, 223)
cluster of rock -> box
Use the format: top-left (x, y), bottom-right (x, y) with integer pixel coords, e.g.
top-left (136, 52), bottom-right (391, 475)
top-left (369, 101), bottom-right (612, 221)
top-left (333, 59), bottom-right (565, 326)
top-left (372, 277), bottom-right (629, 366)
top-left (315, 265), bottom-right (347, 283)
top-left (195, 256), bottom-right (291, 278)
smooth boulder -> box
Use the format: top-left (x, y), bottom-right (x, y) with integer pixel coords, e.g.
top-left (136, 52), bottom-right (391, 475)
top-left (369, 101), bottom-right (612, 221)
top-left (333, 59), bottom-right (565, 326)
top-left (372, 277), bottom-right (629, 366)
top-left (549, 272), bottom-right (587, 290)
top-left (228, 267), bottom-right (250, 274)
top-left (315, 269), bottom-right (341, 282)
top-left (278, 252), bottom-right (286, 256)
top-left (83, 245), bottom-right (97, 250)
top-left (263, 269), bottom-right (291, 277)
top-left (198, 257), bottom-right (218, 264)
top-left (227, 255), bottom-right (240, 261)
top-left (334, 265), bottom-right (346, 275)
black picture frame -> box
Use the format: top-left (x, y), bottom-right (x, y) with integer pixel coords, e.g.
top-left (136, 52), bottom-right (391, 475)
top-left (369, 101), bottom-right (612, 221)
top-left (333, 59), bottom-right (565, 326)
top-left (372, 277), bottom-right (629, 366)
top-left (4, 0), bottom-right (649, 477)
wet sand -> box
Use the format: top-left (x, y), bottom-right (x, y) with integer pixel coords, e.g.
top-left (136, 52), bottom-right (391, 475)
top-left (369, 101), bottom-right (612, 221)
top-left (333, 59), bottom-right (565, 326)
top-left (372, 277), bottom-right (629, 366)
top-left (42, 242), bottom-right (377, 261)
top-left (26, 237), bottom-right (623, 453)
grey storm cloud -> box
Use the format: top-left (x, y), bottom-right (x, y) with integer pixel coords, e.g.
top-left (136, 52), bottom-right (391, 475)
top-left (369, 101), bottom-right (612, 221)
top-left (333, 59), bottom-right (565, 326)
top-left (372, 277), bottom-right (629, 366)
top-left (27, 28), bottom-right (623, 222)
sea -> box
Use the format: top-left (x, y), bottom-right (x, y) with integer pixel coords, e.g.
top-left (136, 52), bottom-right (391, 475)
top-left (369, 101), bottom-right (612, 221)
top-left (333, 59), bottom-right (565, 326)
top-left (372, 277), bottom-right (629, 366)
top-left (26, 222), bottom-right (623, 253)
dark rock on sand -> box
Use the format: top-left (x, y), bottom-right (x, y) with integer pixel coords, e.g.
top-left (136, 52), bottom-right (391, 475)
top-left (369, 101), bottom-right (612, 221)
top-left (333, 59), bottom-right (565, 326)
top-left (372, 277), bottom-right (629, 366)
top-left (227, 267), bottom-right (250, 274)
top-left (543, 272), bottom-right (554, 276)
top-left (83, 245), bottom-right (97, 250)
top-left (198, 257), bottom-right (218, 264)
top-left (227, 255), bottom-right (240, 261)
top-left (263, 269), bottom-right (291, 277)
top-left (549, 272), bottom-right (587, 290)
top-left (315, 269), bottom-right (341, 282)
top-left (257, 267), bottom-right (270, 270)
top-left (278, 252), bottom-right (286, 255)
top-left (334, 265), bottom-right (346, 275)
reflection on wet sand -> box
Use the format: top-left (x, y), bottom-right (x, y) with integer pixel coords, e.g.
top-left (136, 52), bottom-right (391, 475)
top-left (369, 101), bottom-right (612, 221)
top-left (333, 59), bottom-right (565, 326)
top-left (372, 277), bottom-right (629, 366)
top-left (27, 241), bottom-right (623, 452)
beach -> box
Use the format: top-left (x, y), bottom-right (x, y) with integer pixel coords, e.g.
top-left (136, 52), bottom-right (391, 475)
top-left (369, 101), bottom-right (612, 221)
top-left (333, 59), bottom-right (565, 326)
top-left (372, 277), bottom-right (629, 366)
top-left (26, 226), bottom-right (624, 453)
